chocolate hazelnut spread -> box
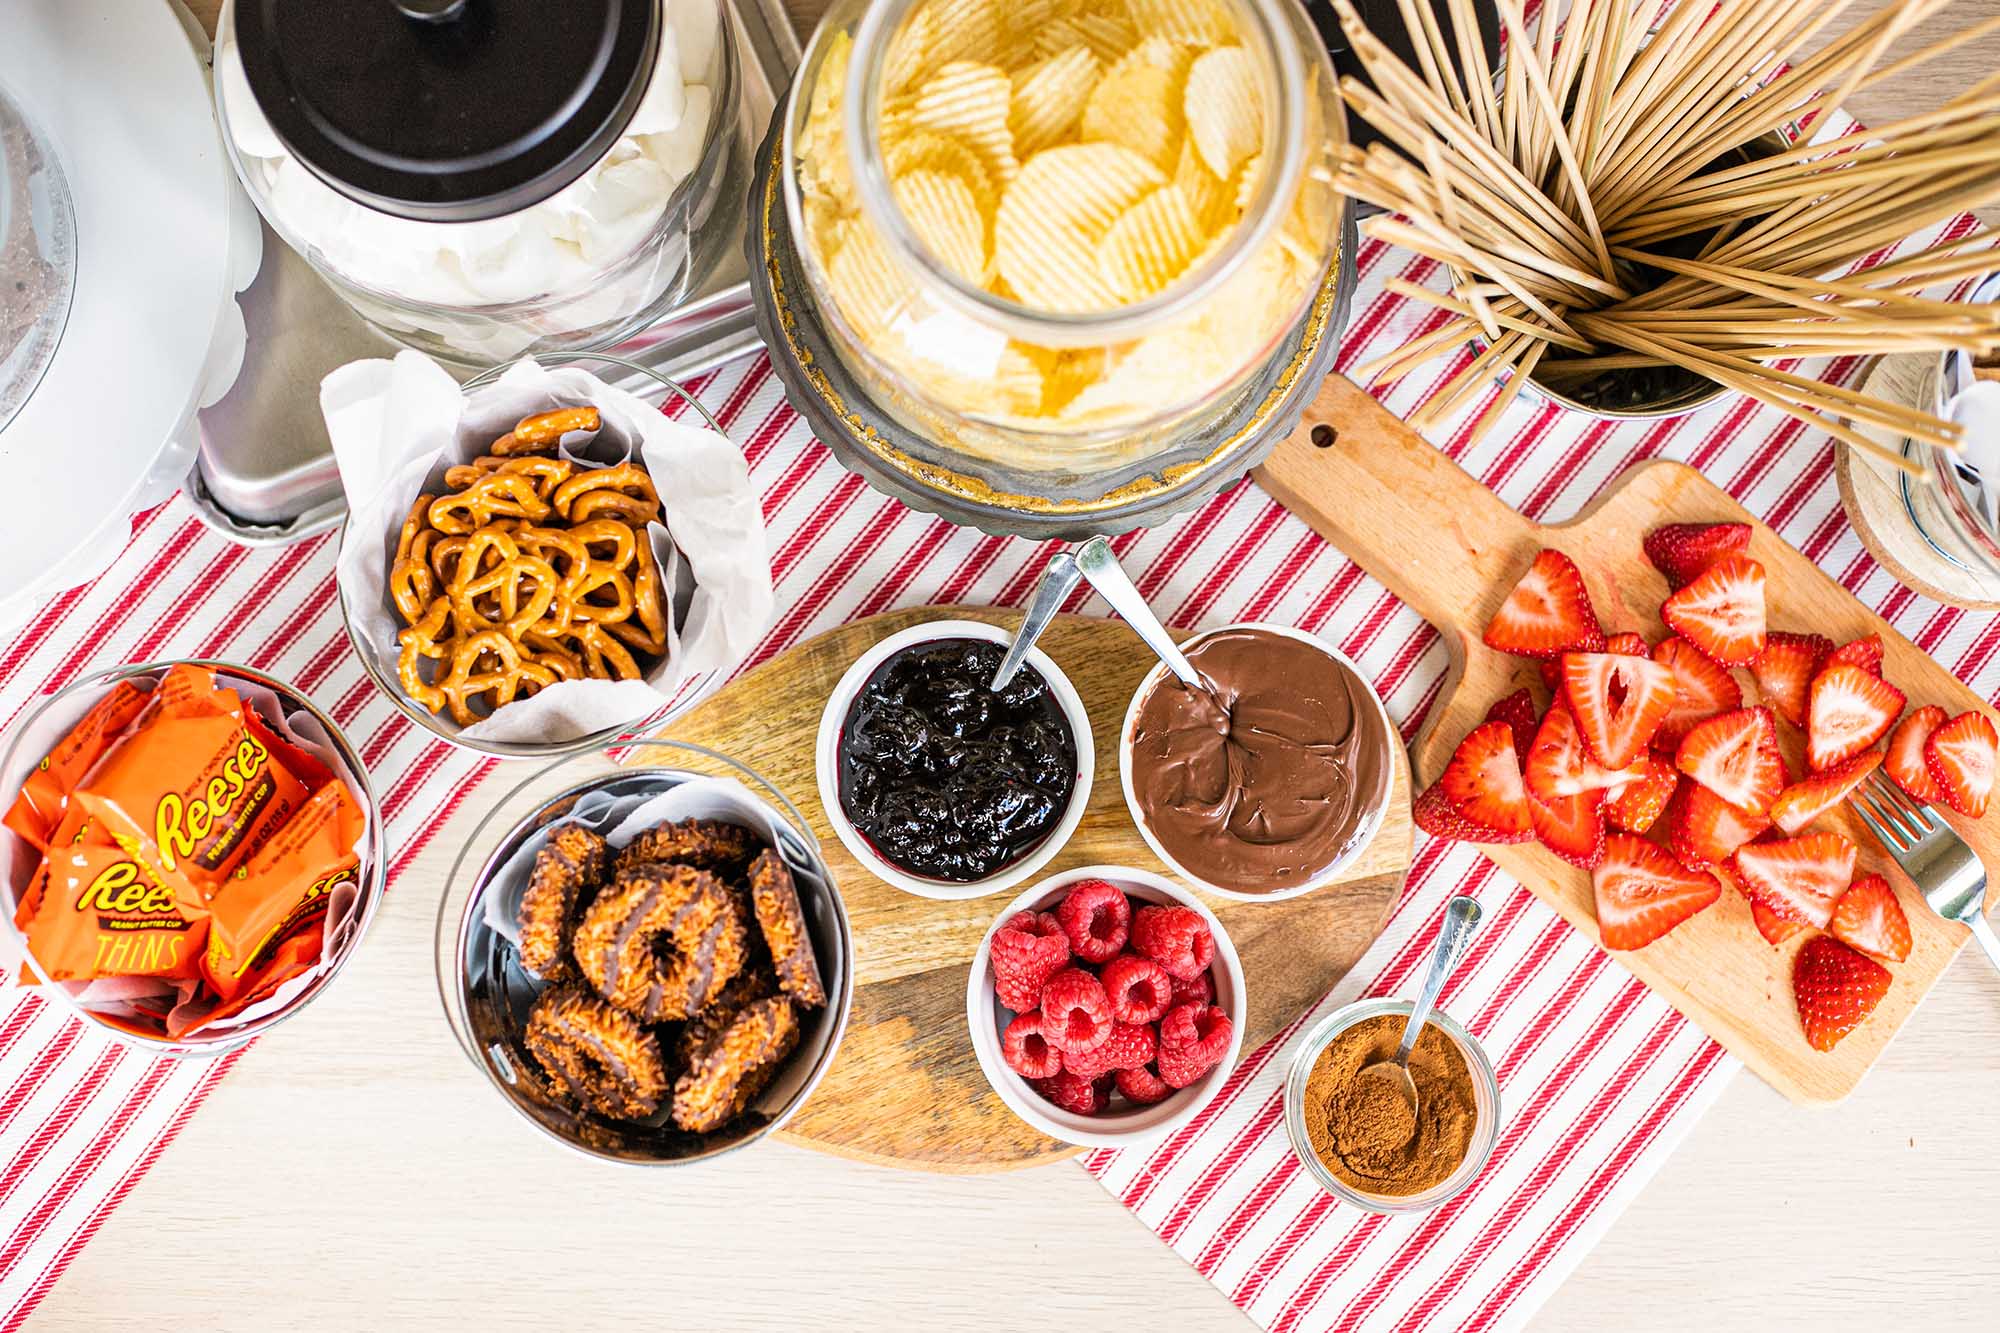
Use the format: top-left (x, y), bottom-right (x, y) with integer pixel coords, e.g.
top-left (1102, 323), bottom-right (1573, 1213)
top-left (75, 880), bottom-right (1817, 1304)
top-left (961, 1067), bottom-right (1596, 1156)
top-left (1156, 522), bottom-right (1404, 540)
top-left (1128, 628), bottom-right (1392, 894)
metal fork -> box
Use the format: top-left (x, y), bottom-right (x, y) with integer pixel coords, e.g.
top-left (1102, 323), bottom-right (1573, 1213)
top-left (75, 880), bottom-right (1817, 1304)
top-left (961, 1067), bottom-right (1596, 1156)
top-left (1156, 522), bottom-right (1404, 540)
top-left (1851, 773), bottom-right (2000, 975)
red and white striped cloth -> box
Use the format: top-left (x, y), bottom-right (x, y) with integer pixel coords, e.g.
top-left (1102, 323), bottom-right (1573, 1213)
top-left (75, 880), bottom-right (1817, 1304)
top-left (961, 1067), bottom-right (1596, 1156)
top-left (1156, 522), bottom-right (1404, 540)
top-left (0, 213), bottom-right (1993, 1333)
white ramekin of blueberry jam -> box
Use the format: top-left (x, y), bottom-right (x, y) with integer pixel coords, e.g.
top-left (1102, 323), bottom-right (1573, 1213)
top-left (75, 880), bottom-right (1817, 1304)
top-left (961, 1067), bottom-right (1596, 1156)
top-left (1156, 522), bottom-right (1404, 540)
top-left (813, 621), bottom-right (1094, 900)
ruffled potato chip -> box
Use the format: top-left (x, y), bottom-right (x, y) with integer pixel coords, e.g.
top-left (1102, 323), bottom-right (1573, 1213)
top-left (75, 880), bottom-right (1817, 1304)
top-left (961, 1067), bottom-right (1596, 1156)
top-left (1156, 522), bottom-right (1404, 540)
top-left (1173, 134), bottom-right (1234, 233)
top-left (1010, 45), bottom-right (1100, 158)
top-left (825, 219), bottom-right (916, 344)
top-left (1080, 60), bottom-right (1184, 172)
top-left (911, 61), bottom-right (1019, 184)
top-left (1185, 46), bottom-right (1262, 179)
top-left (994, 144), bottom-right (1164, 312)
top-left (1097, 184), bottom-right (1204, 300)
top-left (1033, 13), bottom-right (1136, 64)
top-left (1125, 0), bottom-right (1236, 47)
top-left (892, 168), bottom-right (988, 283)
top-left (886, 130), bottom-right (998, 214)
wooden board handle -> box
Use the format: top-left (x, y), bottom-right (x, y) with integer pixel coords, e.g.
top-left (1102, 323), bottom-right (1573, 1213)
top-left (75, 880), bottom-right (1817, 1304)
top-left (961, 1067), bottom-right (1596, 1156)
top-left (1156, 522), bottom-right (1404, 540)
top-left (1254, 374), bottom-right (1535, 636)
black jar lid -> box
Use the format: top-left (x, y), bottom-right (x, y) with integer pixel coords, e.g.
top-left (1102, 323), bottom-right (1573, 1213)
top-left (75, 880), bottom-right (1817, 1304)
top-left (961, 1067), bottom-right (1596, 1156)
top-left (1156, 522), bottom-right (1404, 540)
top-left (234, 0), bottom-right (658, 223)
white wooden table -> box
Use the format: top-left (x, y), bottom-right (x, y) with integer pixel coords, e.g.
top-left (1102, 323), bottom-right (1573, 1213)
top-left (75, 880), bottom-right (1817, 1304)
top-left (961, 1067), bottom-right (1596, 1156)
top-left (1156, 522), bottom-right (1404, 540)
top-left (31, 2), bottom-right (2000, 1327)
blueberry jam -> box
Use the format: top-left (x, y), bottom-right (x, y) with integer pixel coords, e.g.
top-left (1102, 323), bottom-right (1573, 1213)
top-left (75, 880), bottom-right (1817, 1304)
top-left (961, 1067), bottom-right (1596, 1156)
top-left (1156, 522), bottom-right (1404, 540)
top-left (838, 638), bottom-right (1077, 881)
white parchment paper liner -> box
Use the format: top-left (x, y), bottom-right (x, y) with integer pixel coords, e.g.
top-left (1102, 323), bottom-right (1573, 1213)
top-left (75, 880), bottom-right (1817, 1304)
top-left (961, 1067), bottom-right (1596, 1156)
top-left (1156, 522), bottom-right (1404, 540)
top-left (0, 667), bottom-right (376, 1043)
top-left (321, 351), bottom-right (774, 746)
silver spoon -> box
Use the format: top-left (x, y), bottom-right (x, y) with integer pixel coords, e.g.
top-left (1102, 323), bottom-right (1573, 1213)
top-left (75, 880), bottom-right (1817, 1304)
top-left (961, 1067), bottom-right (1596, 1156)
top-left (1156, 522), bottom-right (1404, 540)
top-left (1074, 536), bottom-right (1202, 688)
top-left (1356, 894), bottom-right (1484, 1133)
top-left (990, 551), bottom-right (1082, 692)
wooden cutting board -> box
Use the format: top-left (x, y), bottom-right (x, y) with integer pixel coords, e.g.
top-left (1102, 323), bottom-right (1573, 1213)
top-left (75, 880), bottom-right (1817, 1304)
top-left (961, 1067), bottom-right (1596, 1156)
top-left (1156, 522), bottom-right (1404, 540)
top-left (648, 607), bottom-right (1413, 1171)
top-left (1256, 373), bottom-right (2000, 1105)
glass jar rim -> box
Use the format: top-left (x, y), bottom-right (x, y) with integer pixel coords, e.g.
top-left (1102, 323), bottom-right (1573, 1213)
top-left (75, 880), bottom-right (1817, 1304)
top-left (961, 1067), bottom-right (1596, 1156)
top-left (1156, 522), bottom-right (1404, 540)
top-left (842, 0), bottom-right (1311, 346)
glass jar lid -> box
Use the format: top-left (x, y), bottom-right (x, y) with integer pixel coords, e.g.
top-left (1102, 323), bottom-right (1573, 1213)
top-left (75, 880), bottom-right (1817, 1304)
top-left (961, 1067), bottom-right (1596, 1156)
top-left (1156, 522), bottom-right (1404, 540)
top-left (232, 0), bottom-right (658, 222)
top-left (0, 82), bottom-right (76, 435)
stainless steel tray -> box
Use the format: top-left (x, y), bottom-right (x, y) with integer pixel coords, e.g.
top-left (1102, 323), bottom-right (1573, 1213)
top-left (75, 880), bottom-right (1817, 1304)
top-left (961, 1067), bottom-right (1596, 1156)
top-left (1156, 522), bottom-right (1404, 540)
top-left (189, 0), bottom-right (800, 546)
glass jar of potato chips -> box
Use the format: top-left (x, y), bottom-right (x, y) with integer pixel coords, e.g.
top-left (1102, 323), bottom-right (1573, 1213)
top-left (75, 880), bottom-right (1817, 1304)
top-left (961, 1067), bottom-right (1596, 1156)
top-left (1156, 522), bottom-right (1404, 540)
top-left (780, 0), bottom-right (1344, 475)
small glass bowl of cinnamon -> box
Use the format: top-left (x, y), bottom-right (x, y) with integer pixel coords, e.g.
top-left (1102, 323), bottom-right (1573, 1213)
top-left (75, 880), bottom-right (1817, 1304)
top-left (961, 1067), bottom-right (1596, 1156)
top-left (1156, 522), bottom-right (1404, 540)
top-left (1282, 997), bottom-right (1500, 1214)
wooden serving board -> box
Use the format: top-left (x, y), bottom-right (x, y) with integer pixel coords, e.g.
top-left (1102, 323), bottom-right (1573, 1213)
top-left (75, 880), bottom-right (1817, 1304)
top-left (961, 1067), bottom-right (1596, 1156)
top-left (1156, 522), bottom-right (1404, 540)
top-left (1256, 373), bottom-right (2000, 1105)
top-left (647, 607), bottom-right (1413, 1171)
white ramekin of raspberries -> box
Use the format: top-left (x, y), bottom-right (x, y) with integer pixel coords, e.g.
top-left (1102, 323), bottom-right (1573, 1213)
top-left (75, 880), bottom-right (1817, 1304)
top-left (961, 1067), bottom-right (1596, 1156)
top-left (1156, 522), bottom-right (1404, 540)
top-left (966, 865), bottom-right (1246, 1147)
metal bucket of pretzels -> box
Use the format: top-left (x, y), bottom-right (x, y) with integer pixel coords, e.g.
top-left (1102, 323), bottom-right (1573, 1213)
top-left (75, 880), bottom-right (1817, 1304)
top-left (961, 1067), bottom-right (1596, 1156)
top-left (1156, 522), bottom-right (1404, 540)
top-left (325, 351), bottom-right (776, 759)
top-left (435, 738), bottom-right (851, 1164)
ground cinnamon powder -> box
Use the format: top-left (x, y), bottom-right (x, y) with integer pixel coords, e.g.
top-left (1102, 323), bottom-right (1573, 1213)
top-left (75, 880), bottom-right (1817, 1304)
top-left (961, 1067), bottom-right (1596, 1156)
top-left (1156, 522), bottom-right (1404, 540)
top-left (1302, 1013), bottom-right (1477, 1197)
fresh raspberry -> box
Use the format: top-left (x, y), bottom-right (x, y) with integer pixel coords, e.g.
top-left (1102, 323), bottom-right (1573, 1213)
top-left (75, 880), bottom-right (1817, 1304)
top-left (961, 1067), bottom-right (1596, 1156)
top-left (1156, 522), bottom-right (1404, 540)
top-left (989, 920), bottom-right (1070, 1013)
top-left (1130, 905), bottom-right (1215, 981)
top-left (1156, 1003), bottom-right (1233, 1088)
top-left (1000, 1009), bottom-right (1063, 1079)
top-left (1038, 967), bottom-right (1114, 1054)
top-left (1169, 968), bottom-right (1214, 1008)
top-left (1033, 1069), bottom-right (1111, 1115)
top-left (1115, 1064), bottom-right (1173, 1105)
top-left (1064, 1022), bottom-right (1158, 1078)
top-left (1004, 909), bottom-right (1065, 940)
top-left (1100, 953), bottom-right (1174, 1025)
top-left (1055, 879), bottom-right (1131, 963)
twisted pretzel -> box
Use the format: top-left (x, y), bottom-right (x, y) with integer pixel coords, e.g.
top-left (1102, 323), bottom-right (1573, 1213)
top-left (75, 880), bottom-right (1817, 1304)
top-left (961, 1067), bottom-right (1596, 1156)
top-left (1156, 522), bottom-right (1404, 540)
top-left (428, 473), bottom-right (552, 534)
top-left (553, 463), bottom-right (659, 524)
top-left (491, 406), bottom-right (601, 457)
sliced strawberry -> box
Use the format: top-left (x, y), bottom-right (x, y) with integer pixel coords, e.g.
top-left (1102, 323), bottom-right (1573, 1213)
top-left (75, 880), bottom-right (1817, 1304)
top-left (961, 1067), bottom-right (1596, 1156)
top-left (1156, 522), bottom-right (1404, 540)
top-left (1438, 720), bottom-right (1531, 836)
top-left (1824, 634), bottom-right (1884, 676)
top-left (1660, 554), bottom-right (1766, 667)
top-left (1792, 935), bottom-right (1891, 1052)
top-left (1561, 651), bottom-right (1678, 769)
top-left (1483, 549), bottom-right (1603, 659)
top-left (1769, 750), bottom-right (1884, 836)
top-left (1651, 636), bottom-right (1743, 749)
top-left (1675, 706), bottom-right (1785, 815)
top-left (1731, 832), bottom-right (1858, 929)
top-left (1806, 664), bottom-right (1904, 770)
top-left (1606, 755), bottom-right (1678, 834)
top-left (1670, 781), bottom-right (1771, 871)
top-left (1592, 834), bottom-right (1722, 950)
top-left (1885, 705), bottom-right (1948, 803)
top-left (1642, 521), bottom-right (1752, 590)
top-left (1540, 630), bottom-right (1640, 693)
top-left (1528, 789), bottom-right (1607, 868)
top-left (1604, 632), bottom-right (1651, 656)
top-left (1525, 703), bottom-right (1648, 801)
top-left (1750, 894), bottom-right (1808, 947)
top-left (1925, 710), bottom-right (1998, 817)
top-left (1828, 873), bottom-right (1912, 964)
top-left (1482, 688), bottom-right (1540, 771)
top-left (1750, 631), bottom-right (1834, 727)
top-left (1413, 780), bottom-right (1532, 844)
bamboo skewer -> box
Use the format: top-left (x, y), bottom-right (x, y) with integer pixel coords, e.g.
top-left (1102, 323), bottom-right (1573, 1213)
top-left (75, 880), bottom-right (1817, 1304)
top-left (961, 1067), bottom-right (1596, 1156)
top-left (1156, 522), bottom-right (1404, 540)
top-left (1330, 0), bottom-right (2000, 451)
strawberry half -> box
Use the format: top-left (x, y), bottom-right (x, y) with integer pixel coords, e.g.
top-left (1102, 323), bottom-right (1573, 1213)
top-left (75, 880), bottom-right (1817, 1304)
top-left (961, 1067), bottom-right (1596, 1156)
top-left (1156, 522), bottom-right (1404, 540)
top-left (1924, 710), bottom-right (1998, 818)
top-left (1483, 549), bottom-right (1604, 659)
top-left (1439, 720), bottom-right (1532, 836)
top-left (1651, 635), bottom-right (1743, 749)
top-left (1769, 750), bottom-right (1884, 836)
top-left (1528, 789), bottom-right (1607, 869)
top-left (1806, 664), bottom-right (1904, 770)
top-left (1885, 705), bottom-right (1948, 803)
top-left (1606, 755), bottom-right (1678, 834)
top-left (1413, 780), bottom-right (1532, 844)
top-left (1675, 706), bottom-right (1785, 815)
top-left (1525, 703), bottom-right (1648, 801)
top-left (1828, 873), bottom-right (1912, 964)
top-left (1642, 521), bottom-right (1752, 590)
top-left (1592, 834), bottom-right (1722, 950)
top-left (1482, 688), bottom-right (1540, 771)
top-left (1660, 554), bottom-right (1766, 667)
top-left (1825, 634), bottom-right (1884, 676)
top-left (1562, 651), bottom-right (1678, 769)
top-left (1792, 935), bottom-right (1891, 1052)
top-left (1670, 781), bottom-right (1770, 871)
top-left (1749, 893), bottom-right (1808, 947)
top-left (1731, 832), bottom-right (1858, 929)
top-left (1750, 631), bottom-right (1833, 727)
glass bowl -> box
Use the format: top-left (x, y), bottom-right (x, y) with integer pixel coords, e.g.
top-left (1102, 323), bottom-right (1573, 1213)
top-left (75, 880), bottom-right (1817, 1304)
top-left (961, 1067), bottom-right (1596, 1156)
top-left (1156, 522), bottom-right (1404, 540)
top-left (336, 351), bottom-right (741, 760)
top-left (1283, 997), bottom-right (1500, 1214)
top-left (213, 0), bottom-right (745, 366)
top-left (435, 738), bottom-right (853, 1165)
top-left (0, 661), bottom-right (387, 1058)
